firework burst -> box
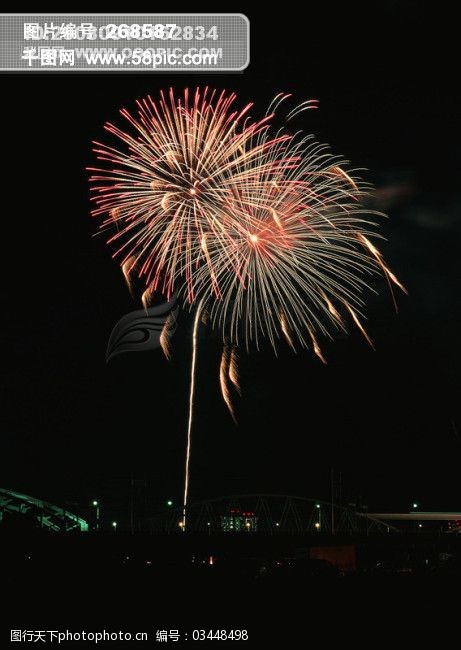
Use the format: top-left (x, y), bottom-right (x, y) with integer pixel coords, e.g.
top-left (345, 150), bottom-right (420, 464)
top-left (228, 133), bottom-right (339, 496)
top-left (89, 88), bottom-right (290, 304)
top-left (89, 88), bottom-right (403, 356)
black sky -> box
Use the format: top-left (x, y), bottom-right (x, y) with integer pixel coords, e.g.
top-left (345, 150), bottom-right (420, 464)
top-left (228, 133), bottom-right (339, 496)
top-left (1, 3), bottom-right (460, 524)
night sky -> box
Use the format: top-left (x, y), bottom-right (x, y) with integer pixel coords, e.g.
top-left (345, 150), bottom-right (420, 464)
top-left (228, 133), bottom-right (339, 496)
top-left (2, 3), bottom-right (460, 525)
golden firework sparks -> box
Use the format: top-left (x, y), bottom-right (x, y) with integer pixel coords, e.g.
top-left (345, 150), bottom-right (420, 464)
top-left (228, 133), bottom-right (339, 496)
top-left (228, 347), bottom-right (241, 395)
top-left (160, 313), bottom-right (175, 361)
top-left (121, 255), bottom-right (136, 296)
top-left (308, 328), bottom-right (327, 364)
top-left (219, 346), bottom-right (237, 423)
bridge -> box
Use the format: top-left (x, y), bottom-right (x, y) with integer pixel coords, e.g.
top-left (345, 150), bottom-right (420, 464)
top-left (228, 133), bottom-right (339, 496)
top-left (363, 511), bottom-right (461, 533)
top-left (151, 494), bottom-right (397, 535)
top-left (0, 488), bottom-right (88, 532)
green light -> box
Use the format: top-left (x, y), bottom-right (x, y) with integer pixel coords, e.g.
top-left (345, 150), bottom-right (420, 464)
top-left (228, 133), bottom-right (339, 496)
top-left (167, 500), bottom-right (173, 507)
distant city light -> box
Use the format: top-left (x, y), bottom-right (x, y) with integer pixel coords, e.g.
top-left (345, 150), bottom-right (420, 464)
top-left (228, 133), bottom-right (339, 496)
top-left (221, 511), bottom-right (258, 532)
top-left (418, 524), bottom-right (423, 528)
top-left (207, 522), bottom-right (211, 526)
top-left (316, 504), bottom-right (321, 509)
top-left (167, 500), bottom-right (173, 506)
top-left (275, 522), bottom-right (280, 527)
top-left (178, 521), bottom-right (184, 528)
top-left (92, 500), bottom-right (98, 506)
top-left (412, 503), bottom-right (418, 509)
top-left (315, 522), bottom-right (321, 529)
top-left (112, 521), bottom-right (117, 528)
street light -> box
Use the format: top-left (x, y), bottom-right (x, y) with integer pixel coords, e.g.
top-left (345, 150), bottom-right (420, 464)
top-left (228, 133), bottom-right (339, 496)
top-left (112, 521), bottom-right (117, 532)
top-left (316, 504), bottom-right (322, 529)
top-left (167, 500), bottom-right (173, 507)
top-left (412, 503), bottom-right (418, 510)
top-left (92, 500), bottom-right (100, 532)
